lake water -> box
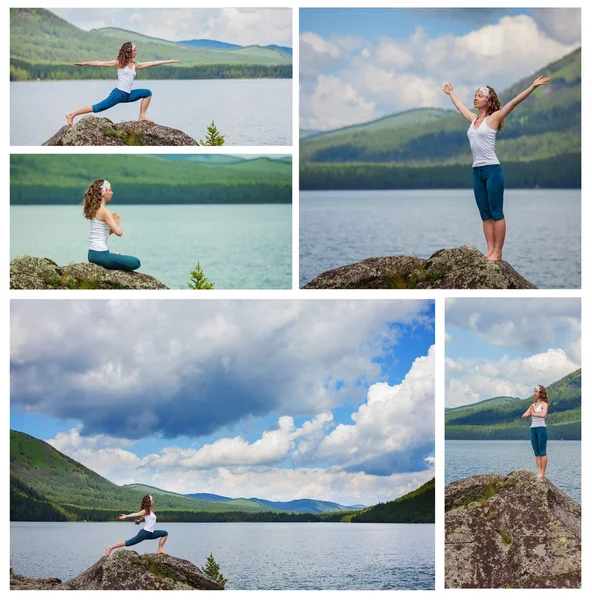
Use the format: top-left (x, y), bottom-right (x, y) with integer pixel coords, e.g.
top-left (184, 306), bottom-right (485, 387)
top-left (11, 79), bottom-right (292, 146)
top-left (299, 190), bottom-right (581, 289)
top-left (446, 440), bottom-right (581, 502)
top-left (11, 204), bottom-right (291, 289)
top-left (10, 522), bottom-right (434, 590)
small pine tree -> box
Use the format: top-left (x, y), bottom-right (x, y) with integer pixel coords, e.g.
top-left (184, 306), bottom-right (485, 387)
top-left (188, 262), bottom-right (214, 290)
top-left (200, 120), bottom-right (225, 146)
top-left (202, 553), bottom-right (228, 588)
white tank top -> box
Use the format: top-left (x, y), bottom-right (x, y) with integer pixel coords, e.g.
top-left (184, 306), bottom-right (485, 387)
top-left (467, 117), bottom-right (500, 167)
top-left (116, 64), bottom-right (136, 94)
top-left (143, 511), bottom-right (157, 533)
top-left (531, 403), bottom-right (546, 428)
top-left (88, 218), bottom-right (110, 251)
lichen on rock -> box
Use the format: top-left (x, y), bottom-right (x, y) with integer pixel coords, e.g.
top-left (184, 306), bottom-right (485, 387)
top-left (10, 254), bottom-right (168, 290)
top-left (445, 470), bottom-right (581, 588)
top-left (42, 116), bottom-right (198, 146)
top-left (303, 245), bottom-right (537, 290)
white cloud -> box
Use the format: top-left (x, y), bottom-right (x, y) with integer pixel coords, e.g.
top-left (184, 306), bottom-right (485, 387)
top-left (445, 348), bottom-right (580, 408)
top-left (300, 13), bottom-right (579, 130)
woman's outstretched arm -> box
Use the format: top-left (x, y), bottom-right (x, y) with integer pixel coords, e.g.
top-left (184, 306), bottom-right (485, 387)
top-left (443, 83), bottom-right (475, 123)
top-left (73, 60), bottom-right (118, 67)
top-left (136, 59), bottom-right (181, 70)
top-left (521, 404), bottom-right (534, 419)
top-left (119, 509), bottom-right (147, 520)
top-left (488, 76), bottom-right (551, 129)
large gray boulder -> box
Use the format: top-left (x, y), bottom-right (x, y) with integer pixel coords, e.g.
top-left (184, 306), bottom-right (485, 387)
top-left (445, 471), bottom-right (581, 588)
top-left (303, 245), bottom-right (537, 289)
top-left (10, 254), bottom-right (168, 290)
top-left (43, 116), bottom-right (198, 146)
top-left (10, 551), bottom-right (224, 590)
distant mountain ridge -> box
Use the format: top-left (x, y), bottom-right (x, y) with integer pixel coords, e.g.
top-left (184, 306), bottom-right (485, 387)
top-left (445, 369), bottom-right (581, 440)
top-left (11, 430), bottom-right (433, 522)
top-left (10, 8), bottom-right (292, 81)
top-left (300, 48), bottom-right (581, 189)
top-left (180, 39), bottom-right (292, 56)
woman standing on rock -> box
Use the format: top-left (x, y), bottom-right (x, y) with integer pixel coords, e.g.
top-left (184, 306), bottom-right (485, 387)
top-left (66, 42), bottom-right (180, 126)
top-left (106, 495), bottom-right (169, 556)
top-left (83, 179), bottom-right (141, 272)
top-left (522, 385), bottom-right (550, 478)
top-left (443, 76), bottom-right (551, 262)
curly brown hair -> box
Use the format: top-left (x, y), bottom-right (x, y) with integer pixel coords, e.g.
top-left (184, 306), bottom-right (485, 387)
top-left (535, 385), bottom-right (550, 404)
top-left (140, 494), bottom-right (152, 515)
top-left (485, 85), bottom-right (504, 132)
top-left (117, 42), bottom-right (135, 69)
top-left (82, 178), bottom-right (105, 220)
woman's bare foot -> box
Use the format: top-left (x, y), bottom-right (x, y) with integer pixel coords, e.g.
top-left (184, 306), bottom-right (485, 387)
top-left (114, 251), bottom-right (122, 255)
top-left (138, 116), bottom-right (154, 123)
top-left (487, 252), bottom-right (502, 262)
top-left (537, 473), bottom-right (544, 479)
top-left (483, 249), bottom-right (494, 258)
top-left (106, 546), bottom-right (112, 556)
top-left (66, 113), bottom-right (74, 127)
top-left (157, 550), bottom-right (168, 555)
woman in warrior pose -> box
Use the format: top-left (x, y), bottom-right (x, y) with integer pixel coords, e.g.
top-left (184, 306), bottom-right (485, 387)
top-left (522, 385), bottom-right (550, 478)
top-left (443, 76), bottom-right (550, 261)
top-left (83, 178), bottom-right (141, 271)
top-left (66, 41), bottom-right (180, 126)
top-left (106, 495), bottom-right (169, 556)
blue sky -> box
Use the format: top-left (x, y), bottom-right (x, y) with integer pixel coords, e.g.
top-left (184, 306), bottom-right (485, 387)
top-left (445, 299), bottom-right (581, 408)
top-left (11, 300), bottom-right (434, 506)
top-left (51, 8), bottom-right (292, 46)
top-left (300, 8), bottom-right (580, 130)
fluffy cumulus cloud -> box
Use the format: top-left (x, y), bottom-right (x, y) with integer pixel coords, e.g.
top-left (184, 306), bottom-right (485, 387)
top-left (11, 300), bottom-right (431, 440)
top-left (300, 13), bottom-right (579, 129)
top-left (51, 8), bottom-right (292, 46)
top-left (446, 298), bottom-right (581, 361)
top-left (446, 348), bottom-right (580, 408)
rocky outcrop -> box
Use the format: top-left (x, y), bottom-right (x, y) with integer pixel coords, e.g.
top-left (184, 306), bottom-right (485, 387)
top-left (10, 551), bottom-right (224, 590)
top-left (43, 116), bottom-right (198, 146)
top-left (303, 245), bottom-right (537, 289)
top-left (445, 471), bottom-right (581, 588)
top-left (10, 255), bottom-right (168, 290)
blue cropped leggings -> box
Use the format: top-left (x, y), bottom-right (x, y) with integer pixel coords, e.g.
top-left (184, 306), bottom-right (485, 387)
top-left (530, 426), bottom-right (548, 457)
top-left (92, 88), bottom-right (152, 113)
top-left (472, 164), bottom-right (505, 221)
top-left (125, 529), bottom-right (168, 547)
top-left (88, 250), bottom-right (141, 272)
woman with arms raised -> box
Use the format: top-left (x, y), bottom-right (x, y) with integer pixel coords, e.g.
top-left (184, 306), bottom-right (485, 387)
top-left (443, 76), bottom-right (550, 262)
top-left (66, 41), bottom-right (180, 126)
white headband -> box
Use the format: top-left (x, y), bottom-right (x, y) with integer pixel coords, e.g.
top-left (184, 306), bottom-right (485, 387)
top-left (100, 180), bottom-right (111, 195)
top-left (478, 86), bottom-right (490, 99)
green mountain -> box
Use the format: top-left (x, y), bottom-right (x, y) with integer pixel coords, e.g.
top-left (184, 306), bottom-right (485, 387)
top-left (10, 8), bottom-right (292, 81)
top-left (348, 478), bottom-right (435, 523)
top-left (300, 48), bottom-right (580, 189)
top-left (11, 430), bottom-right (432, 523)
top-left (445, 369), bottom-right (581, 440)
top-left (10, 154), bottom-right (292, 205)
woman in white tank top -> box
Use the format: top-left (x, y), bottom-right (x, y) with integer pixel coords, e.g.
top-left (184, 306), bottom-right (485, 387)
top-left (106, 494), bottom-right (169, 556)
top-left (521, 385), bottom-right (550, 478)
top-left (66, 42), bottom-right (180, 126)
top-left (443, 76), bottom-right (550, 262)
top-left (82, 178), bottom-right (141, 272)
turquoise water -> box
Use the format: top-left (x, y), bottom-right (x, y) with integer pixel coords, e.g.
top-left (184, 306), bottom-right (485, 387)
top-left (10, 522), bottom-right (434, 590)
top-left (11, 204), bottom-right (292, 289)
top-left (300, 189), bottom-right (581, 289)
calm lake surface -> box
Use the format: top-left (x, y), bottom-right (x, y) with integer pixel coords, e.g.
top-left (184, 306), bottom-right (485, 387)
top-left (10, 522), bottom-right (434, 590)
top-left (11, 79), bottom-right (292, 146)
top-left (299, 190), bottom-right (580, 289)
top-left (11, 204), bottom-right (291, 289)
top-left (446, 440), bottom-right (581, 502)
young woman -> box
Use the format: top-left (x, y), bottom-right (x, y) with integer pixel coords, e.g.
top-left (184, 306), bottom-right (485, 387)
top-left (522, 385), bottom-right (550, 478)
top-left (106, 495), bottom-right (169, 556)
top-left (83, 179), bottom-right (141, 271)
top-left (66, 42), bottom-right (180, 126)
top-left (443, 76), bottom-right (551, 262)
